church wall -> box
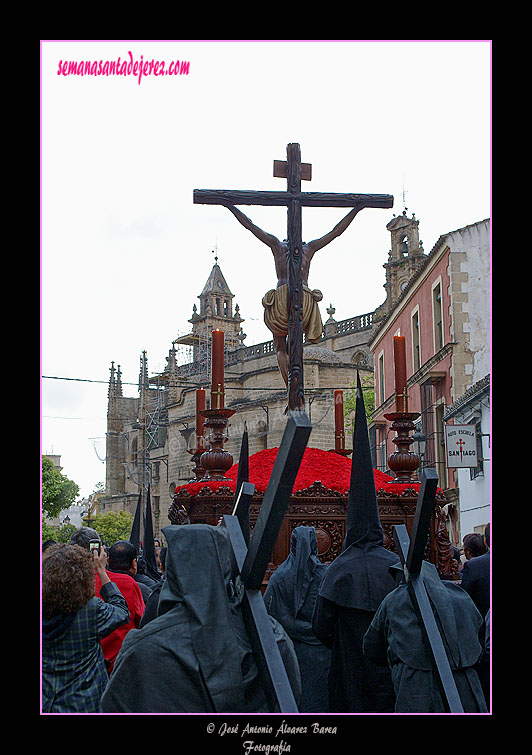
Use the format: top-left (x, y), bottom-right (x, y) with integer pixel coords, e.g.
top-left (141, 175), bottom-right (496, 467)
top-left (321, 329), bottom-right (373, 364)
top-left (167, 388), bottom-right (200, 484)
top-left (105, 430), bottom-right (123, 496)
top-left (226, 409), bottom-right (269, 456)
top-left (105, 396), bottom-right (139, 496)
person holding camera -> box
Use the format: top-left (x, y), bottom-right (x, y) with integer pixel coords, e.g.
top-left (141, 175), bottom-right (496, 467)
top-left (42, 543), bottom-right (130, 713)
top-left (94, 540), bottom-right (146, 674)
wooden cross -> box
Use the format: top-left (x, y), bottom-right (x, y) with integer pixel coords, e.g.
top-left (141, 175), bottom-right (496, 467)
top-left (222, 412), bottom-right (312, 712)
top-left (194, 143), bottom-right (393, 412)
top-left (393, 468), bottom-right (465, 713)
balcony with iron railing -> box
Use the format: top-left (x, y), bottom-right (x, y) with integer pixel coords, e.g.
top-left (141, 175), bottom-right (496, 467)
top-left (176, 311), bottom-right (375, 379)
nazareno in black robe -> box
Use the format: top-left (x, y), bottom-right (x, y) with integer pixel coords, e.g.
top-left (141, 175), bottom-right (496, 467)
top-left (312, 372), bottom-right (398, 713)
top-left (363, 561), bottom-right (488, 713)
top-left (101, 524), bottom-right (301, 713)
top-left (264, 525), bottom-right (331, 712)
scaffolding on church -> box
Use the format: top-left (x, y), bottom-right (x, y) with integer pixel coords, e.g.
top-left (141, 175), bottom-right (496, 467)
top-left (173, 331), bottom-right (194, 368)
top-left (145, 376), bottom-right (168, 451)
top-left (174, 324), bottom-right (212, 384)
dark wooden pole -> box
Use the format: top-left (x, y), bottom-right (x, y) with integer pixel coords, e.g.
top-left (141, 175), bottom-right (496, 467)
top-left (286, 144), bottom-right (305, 413)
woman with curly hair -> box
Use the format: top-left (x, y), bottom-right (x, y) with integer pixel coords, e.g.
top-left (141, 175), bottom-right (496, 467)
top-left (42, 543), bottom-right (129, 713)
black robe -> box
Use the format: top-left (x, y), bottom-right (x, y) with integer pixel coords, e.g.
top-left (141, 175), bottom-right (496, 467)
top-left (363, 561), bottom-right (488, 713)
top-left (263, 526), bottom-right (331, 712)
top-left (312, 544), bottom-right (398, 713)
top-left (460, 550), bottom-right (490, 704)
top-left (101, 524), bottom-right (301, 713)
top-left (312, 372), bottom-right (398, 713)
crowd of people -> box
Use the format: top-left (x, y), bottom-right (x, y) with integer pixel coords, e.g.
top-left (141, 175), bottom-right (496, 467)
top-left (41, 521), bottom-right (490, 714)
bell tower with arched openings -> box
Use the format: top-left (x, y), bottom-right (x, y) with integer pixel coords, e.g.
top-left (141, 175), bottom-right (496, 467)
top-left (174, 254), bottom-right (245, 369)
top-left (379, 209), bottom-right (426, 315)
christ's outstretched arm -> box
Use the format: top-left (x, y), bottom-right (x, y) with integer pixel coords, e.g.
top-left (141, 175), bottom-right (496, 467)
top-left (223, 205), bottom-right (280, 250)
top-left (306, 205), bottom-right (363, 254)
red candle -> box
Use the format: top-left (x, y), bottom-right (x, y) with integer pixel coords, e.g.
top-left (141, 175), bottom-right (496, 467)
top-left (334, 389), bottom-right (345, 451)
top-left (211, 330), bottom-right (225, 409)
top-left (196, 388), bottom-right (205, 449)
top-left (393, 335), bottom-right (408, 412)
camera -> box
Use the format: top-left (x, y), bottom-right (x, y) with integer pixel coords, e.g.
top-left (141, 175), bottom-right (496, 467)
top-left (89, 539), bottom-right (101, 556)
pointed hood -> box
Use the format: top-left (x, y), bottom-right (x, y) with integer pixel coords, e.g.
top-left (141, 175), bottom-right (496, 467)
top-left (344, 371), bottom-right (385, 550)
top-left (318, 372), bottom-right (398, 610)
top-left (142, 485), bottom-right (160, 581)
top-left (129, 491), bottom-right (142, 553)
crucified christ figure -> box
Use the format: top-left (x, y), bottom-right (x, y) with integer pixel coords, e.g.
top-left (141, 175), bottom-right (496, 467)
top-left (223, 203), bottom-right (364, 389)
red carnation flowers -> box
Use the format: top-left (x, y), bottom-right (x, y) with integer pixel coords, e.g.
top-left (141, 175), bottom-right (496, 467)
top-left (175, 447), bottom-right (423, 497)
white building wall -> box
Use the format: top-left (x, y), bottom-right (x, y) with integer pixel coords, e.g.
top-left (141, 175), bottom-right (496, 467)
top-left (455, 398), bottom-right (490, 537)
top-left (445, 220), bottom-right (490, 540)
top-left (447, 220), bottom-right (491, 383)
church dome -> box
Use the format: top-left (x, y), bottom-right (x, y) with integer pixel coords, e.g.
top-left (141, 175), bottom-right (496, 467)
top-left (303, 345), bottom-right (350, 364)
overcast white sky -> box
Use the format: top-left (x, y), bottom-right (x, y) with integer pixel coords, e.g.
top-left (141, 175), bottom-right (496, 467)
top-left (40, 39), bottom-right (491, 500)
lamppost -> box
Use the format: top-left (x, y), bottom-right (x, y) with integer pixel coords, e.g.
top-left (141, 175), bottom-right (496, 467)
top-left (412, 429), bottom-right (427, 478)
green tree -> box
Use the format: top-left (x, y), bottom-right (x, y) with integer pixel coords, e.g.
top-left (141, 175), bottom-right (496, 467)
top-left (343, 374), bottom-right (375, 433)
top-left (42, 456), bottom-right (80, 519)
top-left (88, 510), bottom-right (134, 547)
top-left (41, 519), bottom-right (76, 545)
top-left (42, 518), bottom-right (58, 543)
top-left (55, 522), bottom-right (78, 543)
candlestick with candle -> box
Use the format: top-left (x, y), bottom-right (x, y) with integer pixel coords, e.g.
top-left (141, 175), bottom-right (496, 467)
top-left (199, 329), bottom-right (235, 480)
top-left (211, 330), bottom-right (225, 409)
top-left (188, 388), bottom-right (207, 480)
top-left (334, 390), bottom-right (345, 451)
top-left (328, 389), bottom-right (352, 457)
top-left (383, 334), bottom-right (420, 482)
top-left (196, 388), bottom-right (206, 450)
top-left (393, 335), bottom-right (408, 412)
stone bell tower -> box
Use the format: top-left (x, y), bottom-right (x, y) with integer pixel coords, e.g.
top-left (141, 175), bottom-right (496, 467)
top-left (174, 255), bottom-right (244, 366)
top-left (377, 210), bottom-right (426, 318)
